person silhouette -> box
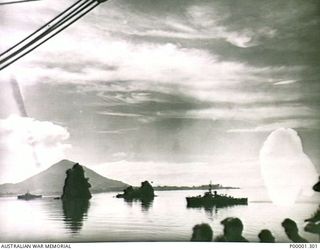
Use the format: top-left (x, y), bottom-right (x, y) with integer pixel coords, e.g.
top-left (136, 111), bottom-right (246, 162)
top-left (191, 223), bottom-right (213, 241)
top-left (304, 217), bottom-right (320, 235)
top-left (215, 217), bottom-right (248, 242)
top-left (304, 178), bottom-right (320, 235)
top-left (258, 229), bottom-right (275, 243)
top-left (282, 218), bottom-right (308, 243)
top-left (313, 176), bottom-right (320, 192)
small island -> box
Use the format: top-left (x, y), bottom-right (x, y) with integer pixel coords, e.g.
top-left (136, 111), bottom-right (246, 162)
top-left (60, 163), bottom-right (92, 233)
top-left (61, 163), bottom-right (92, 201)
top-left (116, 181), bottom-right (155, 200)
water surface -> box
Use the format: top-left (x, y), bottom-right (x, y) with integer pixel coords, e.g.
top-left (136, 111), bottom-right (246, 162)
top-left (0, 189), bottom-right (318, 242)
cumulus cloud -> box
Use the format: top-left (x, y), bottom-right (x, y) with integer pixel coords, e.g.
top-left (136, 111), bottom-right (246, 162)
top-left (0, 115), bottom-right (70, 183)
top-left (260, 128), bottom-right (318, 205)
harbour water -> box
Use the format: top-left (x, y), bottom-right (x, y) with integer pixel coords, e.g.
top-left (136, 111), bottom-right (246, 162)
top-left (0, 189), bottom-right (319, 242)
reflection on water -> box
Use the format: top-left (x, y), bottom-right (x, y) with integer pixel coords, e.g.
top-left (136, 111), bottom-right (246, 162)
top-left (187, 203), bottom-right (249, 221)
top-left (62, 200), bottom-right (90, 233)
top-left (0, 190), bottom-right (319, 242)
top-left (204, 206), bottom-right (219, 218)
top-left (123, 197), bottom-right (154, 211)
top-left (187, 203), bottom-right (247, 210)
top-left (141, 198), bottom-right (153, 211)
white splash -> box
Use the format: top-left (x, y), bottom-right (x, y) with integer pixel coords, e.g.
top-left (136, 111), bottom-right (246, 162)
top-left (260, 128), bottom-right (318, 206)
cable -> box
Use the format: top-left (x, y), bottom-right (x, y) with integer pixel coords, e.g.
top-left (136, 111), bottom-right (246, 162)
top-left (0, 0), bottom-right (40, 6)
top-left (0, 1), bottom-right (101, 71)
top-left (45, 0), bottom-right (94, 34)
top-left (0, 0), bottom-right (84, 58)
top-left (0, 0), bottom-right (95, 67)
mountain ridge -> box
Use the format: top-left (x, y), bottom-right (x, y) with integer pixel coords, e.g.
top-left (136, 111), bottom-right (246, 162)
top-left (0, 159), bottom-right (129, 195)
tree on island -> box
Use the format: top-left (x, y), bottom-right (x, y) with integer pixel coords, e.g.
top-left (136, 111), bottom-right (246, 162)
top-left (61, 163), bottom-right (92, 201)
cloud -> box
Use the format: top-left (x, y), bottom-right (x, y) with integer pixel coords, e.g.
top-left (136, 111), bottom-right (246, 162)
top-left (92, 1), bottom-right (277, 49)
top-left (1, 0), bottom-right (316, 117)
top-left (273, 79), bottom-right (297, 86)
top-left (1, 0), bottom-right (319, 179)
top-left (91, 159), bottom-right (262, 187)
top-left (96, 111), bottom-right (143, 117)
top-left (97, 127), bottom-right (138, 134)
top-left (185, 4), bottom-right (258, 48)
top-left (1, 1), bottom-right (281, 92)
top-left (0, 115), bottom-right (70, 183)
top-left (153, 105), bottom-right (318, 124)
top-left (228, 119), bottom-right (320, 133)
top-left (112, 152), bottom-right (127, 158)
top-left (259, 128), bottom-right (318, 205)
top-left (11, 40), bottom-right (259, 88)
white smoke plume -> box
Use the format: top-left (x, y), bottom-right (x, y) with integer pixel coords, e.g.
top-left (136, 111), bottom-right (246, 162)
top-left (260, 128), bottom-right (318, 206)
top-left (0, 115), bottom-right (70, 183)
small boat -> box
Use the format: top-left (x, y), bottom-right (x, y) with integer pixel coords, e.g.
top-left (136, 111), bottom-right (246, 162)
top-left (186, 183), bottom-right (248, 208)
top-left (17, 192), bottom-right (42, 200)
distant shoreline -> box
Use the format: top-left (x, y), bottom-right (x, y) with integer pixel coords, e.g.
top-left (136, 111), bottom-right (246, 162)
top-left (153, 184), bottom-right (240, 191)
top-left (0, 184), bottom-right (240, 197)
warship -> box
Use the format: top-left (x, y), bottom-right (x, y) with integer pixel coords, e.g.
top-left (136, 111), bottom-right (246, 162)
top-left (186, 183), bottom-right (248, 208)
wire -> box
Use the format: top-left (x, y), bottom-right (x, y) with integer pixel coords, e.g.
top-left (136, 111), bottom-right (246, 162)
top-left (0, 0), bottom-right (85, 58)
top-left (0, 0), bottom-right (94, 65)
top-left (47, 0), bottom-right (94, 33)
top-left (0, 0), bottom-right (108, 71)
top-left (0, 0), bottom-right (40, 6)
top-left (0, 0), bottom-right (101, 71)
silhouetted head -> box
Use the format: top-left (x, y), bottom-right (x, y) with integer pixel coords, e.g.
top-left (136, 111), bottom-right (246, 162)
top-left (258, 229), bottom-right (275, 243)
top-left (191, 223), bottom-right (213, 242)
top-left (282, 218), bottom-right (309, 243)
top-left (304, 221), bottom-right (320, 235)
top-left (313, 176), bottom-right (320, 192)
top-left (221, 217), bottom-right (244, 237)
top-left (282, 218), bottom-right (298, 237)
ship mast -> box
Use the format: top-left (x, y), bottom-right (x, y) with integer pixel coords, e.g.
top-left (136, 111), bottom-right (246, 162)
top-left (209, 181), bottom-right (212, 194)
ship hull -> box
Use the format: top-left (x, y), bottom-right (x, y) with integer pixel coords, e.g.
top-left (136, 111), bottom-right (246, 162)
top-left (186, 196), bottom-right (248, 208)
top-left (17, 194), bottom-right (42, 200)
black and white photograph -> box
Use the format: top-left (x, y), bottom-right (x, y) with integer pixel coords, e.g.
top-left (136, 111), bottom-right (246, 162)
top-left (0, 0), bottom-right (319, 245)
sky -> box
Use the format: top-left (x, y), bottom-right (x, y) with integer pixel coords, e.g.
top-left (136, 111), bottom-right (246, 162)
top-left (0, 0), bottom-right (319, 188)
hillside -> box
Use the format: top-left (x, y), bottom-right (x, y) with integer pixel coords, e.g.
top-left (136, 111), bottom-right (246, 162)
top-left (0, 159), bottom-right (128, 195)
